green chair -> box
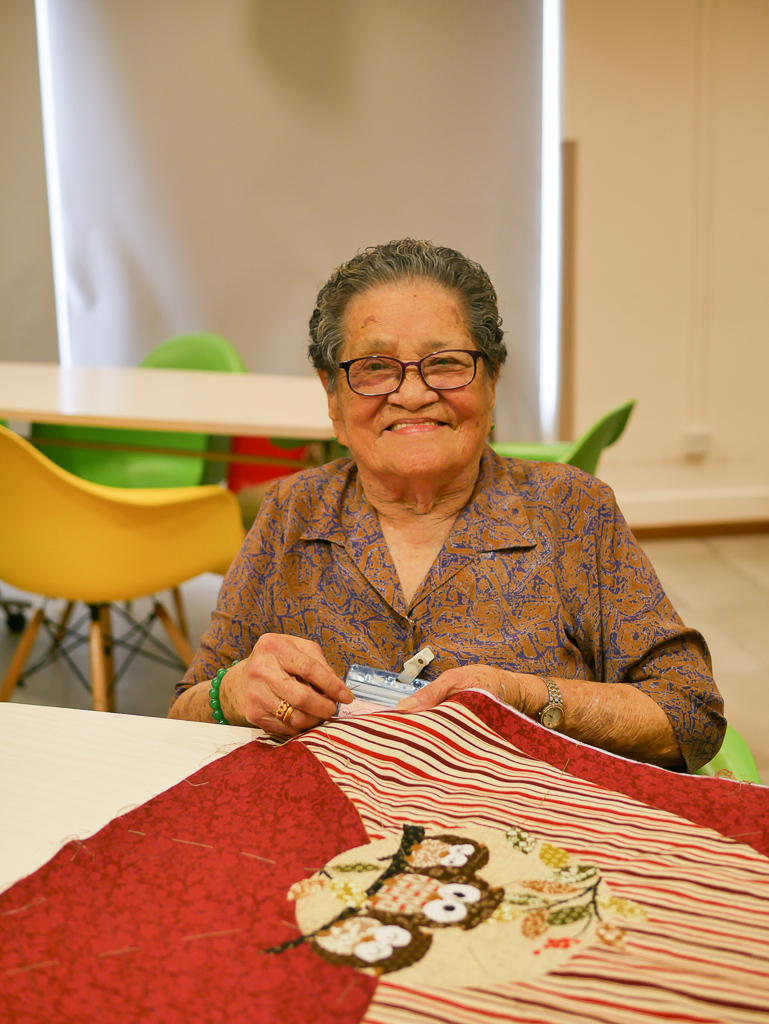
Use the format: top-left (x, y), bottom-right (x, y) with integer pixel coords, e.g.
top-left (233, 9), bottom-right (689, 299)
top-left (694, 725), bottom-right (762, 784)
top-left (29, 334), bottom-right (247, 640)
top-left (31, 333), bottom-right (247, 489)
top-left (492, 399), bottom-right (636, 475)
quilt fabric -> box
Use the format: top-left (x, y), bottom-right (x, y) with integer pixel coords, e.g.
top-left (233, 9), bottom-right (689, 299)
top-left (1, 692), bottom-right (767, 1024)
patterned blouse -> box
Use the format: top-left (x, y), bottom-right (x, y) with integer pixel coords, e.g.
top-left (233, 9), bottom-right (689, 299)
top-left (177, 449), bottom-right (725, 771)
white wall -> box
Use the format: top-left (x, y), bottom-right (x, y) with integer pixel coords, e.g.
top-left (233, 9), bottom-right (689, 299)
top-left (565, 0), bottom-right (769, 528)
top-left (0, 0), bottom-right (57, 362)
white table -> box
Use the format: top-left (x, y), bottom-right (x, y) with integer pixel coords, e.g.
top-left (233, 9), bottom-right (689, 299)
top-left (0, 361), bottom-right (333, 440)
top-left (0, 703), bottom-right (259, 895)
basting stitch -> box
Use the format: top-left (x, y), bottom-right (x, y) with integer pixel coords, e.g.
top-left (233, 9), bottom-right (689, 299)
top-left (536, 760), bottom-right (572, 807)
top-left (212, 742), bottom-right (244, 759)
top-left (6, 960), bottom-right (60, 976)
top-left (170, 838), bottom-right (214, 849)
top-left (196, 741), bottom-right (244, 769)
top-left (181, 929), bottom-right (242, 943)
top-left (116, 804), bottom-right (140, 816)
top-left (240, 852), bottom-right (277, 864)
top-left (335, 979), bottom-right (358, 1005)
top-left (97, 946), bottom-right (140, 958)
top-left (66, 838), bottom-right (95, 860)
top-left (468, 945), bottom-right (487, 974)
top-left (0, 897), bottom-right (46, 917)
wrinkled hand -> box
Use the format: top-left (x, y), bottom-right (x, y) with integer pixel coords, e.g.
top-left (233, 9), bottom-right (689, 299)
top-left (225, 633), bottom-right (352, 735)
top-left (395, 664), bottom-right (539, 715)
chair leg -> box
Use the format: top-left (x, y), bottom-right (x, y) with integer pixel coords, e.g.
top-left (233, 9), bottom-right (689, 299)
top-left (88, 605), bottom-right (110, 712)
top-left (99, 604), bottom-right (115, 712)
top-left (51, 601), bottom-right (75, 650)
top-left (0, 607), bottom-right (45, 702)
top-left (171, 586), bottom-right (190, 641)
top-left (153, 601), bottom-right (194, 666)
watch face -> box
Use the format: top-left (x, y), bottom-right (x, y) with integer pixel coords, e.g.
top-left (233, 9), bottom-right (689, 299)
top-left (541, 704), bottom-right (564, 729)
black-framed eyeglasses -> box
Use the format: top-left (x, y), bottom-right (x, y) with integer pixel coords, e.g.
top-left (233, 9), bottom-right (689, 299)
top-left (338, 350), bottom-right (484, 397)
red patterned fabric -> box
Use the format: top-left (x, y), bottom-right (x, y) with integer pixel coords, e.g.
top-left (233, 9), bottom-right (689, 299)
top-left (1, 742), bottom-right (375, 1024)
top-left (2, 694), bottom-right (767, 1024)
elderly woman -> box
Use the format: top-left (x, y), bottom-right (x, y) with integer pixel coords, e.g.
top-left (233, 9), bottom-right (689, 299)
top-left (170, 239), bottom-right (724, 772)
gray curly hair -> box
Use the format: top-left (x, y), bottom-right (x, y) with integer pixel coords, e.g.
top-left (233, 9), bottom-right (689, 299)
top-left (308, 239), bottom-right (507, 388)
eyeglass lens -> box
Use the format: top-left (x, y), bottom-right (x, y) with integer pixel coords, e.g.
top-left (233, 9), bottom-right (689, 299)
top-left (346, 351), bottom-right (477, 395)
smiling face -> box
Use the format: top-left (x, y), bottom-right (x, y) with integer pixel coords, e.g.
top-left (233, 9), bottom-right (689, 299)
top-left (322, 281), bottom-right (496, 495)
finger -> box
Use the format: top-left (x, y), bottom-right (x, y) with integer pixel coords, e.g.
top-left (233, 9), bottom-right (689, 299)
top-left (238, 670), bottom-right (333, 735)
top-left (255, 634), bottom-right (353, 703)
top-left (246, 688), bottom-right (330, 737)
top-left (276, 673), bottom-right (339, 721)
top-left (266, 695), bottom-right (323, 737)
top-left (244, 666), bottom-right (339, 728)
top-left (395, 674), bottom-right (461, 713)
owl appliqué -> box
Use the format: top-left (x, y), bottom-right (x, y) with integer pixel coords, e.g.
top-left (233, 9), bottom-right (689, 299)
top-left (271, 825), bottom-right (504, 974)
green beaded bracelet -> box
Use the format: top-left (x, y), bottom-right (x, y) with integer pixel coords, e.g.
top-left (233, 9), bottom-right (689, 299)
top-left (209, 661), bottom-right (238, 725)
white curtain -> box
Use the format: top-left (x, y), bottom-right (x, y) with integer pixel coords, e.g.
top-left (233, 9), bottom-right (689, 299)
top-left (42, 0), bottom-right (544, 440)
top-left (0, 0), bottom-right (57, 364)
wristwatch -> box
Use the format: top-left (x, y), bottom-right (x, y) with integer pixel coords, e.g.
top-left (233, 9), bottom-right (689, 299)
top-left (539, 676), bottom-right (564, 729)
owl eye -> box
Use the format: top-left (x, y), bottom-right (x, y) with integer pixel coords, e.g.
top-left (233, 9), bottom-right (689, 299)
top-left (353, 938), bottom-right (395, 963)
top-left (439, 852), bottom-right (467, 866)
top-left (436, 883), bottom-right (481, 903)
top-left (438, 843), bottom-right (476, 867)
top-left (373, 925), bottom-right (411, 948)
top-left (422, 898), bottom-right (468, 924)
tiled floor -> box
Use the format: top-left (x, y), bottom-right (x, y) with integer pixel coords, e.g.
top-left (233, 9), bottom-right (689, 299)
top-left (1, 535), bottom-right (767, 783)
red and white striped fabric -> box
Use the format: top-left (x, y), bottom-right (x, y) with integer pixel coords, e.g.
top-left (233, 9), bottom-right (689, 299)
top-left (1, 692), bottom-right (767, 1024)
top-left (296, 695), bottom-right (769, 1024)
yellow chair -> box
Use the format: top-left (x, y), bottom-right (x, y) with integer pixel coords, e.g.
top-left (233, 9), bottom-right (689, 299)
top-left (29, 335), bottom-right (248, 638)
top-left (0, 424), bottom-right (243, 712)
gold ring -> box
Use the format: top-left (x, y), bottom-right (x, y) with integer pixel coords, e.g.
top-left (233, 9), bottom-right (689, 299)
top-left (275, 699), bottom-right (295, 724)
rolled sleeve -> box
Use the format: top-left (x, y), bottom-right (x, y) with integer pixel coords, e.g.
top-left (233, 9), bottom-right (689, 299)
top-left (594, 486), bottom-right (726, 771)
